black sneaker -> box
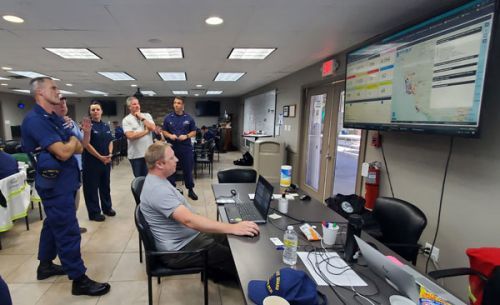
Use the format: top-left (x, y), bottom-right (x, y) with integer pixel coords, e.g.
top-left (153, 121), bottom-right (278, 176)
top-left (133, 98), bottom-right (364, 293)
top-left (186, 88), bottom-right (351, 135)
top-left (72, 275), bottom-right (111, 296)
top-left (89, 214), bottom-right (105, 222)
top-left (103, 209), bottom-right (116, 217)
top-left (79, 227), bottom-right (87, 234)
top-left (188, 189), bottom-right (198, 200)
top-left (37, 262), bottom-right (65, 280)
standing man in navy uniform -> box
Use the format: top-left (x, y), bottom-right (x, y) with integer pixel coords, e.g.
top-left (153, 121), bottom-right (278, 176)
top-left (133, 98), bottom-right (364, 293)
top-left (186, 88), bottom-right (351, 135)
top-left (21, 77), bottom-right (110, 296)
top-left (82, 101), bottom-right (115, 222)
top-left (162, 97), bottom-right (198, 200)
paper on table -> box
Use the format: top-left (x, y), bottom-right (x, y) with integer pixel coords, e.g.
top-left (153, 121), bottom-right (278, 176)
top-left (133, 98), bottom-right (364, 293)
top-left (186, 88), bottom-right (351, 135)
top-left (249, 194), bottom-right (295, 200)
top-left (297, 252), bottom-right (367, 287)
top-left (268, 213), bottom-right (282, 220)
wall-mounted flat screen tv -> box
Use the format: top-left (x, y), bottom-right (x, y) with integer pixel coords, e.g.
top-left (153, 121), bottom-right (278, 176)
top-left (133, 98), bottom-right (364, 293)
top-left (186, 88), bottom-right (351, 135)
top-left (344, 0), bottom-right (496, 136)
top-left (195, 100), bottom-right (220, 116)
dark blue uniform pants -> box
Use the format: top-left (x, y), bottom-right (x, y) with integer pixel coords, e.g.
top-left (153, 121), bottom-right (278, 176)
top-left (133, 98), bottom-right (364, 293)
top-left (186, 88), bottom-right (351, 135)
top-left (82, 163), bottom-right (112, 217)
top-left (168, 145), bottom-right (194, 189)
top-left (129, 158), bottom-right (148, 178)
top-left (38, 192), bottom-right (86, 280)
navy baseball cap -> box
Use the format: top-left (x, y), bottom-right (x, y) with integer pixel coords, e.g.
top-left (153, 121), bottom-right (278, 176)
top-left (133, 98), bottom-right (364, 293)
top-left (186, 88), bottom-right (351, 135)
top-left (248, 268), bottom-right (319, 305)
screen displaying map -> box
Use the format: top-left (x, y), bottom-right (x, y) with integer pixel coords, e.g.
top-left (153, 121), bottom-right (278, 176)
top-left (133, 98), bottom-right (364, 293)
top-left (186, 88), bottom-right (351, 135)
top-left (344, 0), bottom-right (495, 136)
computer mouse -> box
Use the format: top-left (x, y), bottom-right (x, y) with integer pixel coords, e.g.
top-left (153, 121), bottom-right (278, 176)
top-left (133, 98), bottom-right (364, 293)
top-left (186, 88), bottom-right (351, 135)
top-left (300, 194), bottom-right (311, 201)
top-left (230, 189), bottom-right (237, 196)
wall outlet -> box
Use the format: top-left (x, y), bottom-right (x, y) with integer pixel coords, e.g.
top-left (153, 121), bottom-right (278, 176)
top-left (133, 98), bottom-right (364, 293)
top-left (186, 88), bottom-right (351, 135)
top-left (424, 242), bottom-right (439, 262)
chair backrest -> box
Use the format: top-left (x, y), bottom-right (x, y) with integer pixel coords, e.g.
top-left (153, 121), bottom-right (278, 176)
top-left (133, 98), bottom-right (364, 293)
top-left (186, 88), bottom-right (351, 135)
top-left (217, 168), bottom-right (258, 183)
top-left (374, 197), bottom-right (427, 244)
top-left (131, 176), bottom-right (146, 205)
top-left (134, 205), bottom-right (162, 273)
top-left (483, 266), bottom-right (500, 305)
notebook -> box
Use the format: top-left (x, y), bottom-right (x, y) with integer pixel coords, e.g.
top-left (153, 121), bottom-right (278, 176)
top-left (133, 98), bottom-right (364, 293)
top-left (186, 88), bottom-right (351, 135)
top-left (224, 175), bottom-right (274, 224)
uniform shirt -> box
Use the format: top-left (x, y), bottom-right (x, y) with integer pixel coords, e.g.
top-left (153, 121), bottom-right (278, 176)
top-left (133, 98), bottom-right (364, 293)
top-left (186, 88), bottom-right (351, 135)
top-left (203, 130), bottom-right (215, 142)
top-left (140, 174), bottom-right (199, 251)
top-left (0, 151), bottom-right (19, 180)
top-left (122, 113), bottom-right (153, 159)
top-left (163, 112), bottom-right (196, 147)
top-left (82, 120), bottom-right (114, 166)
top-left (114, 126), bottom-right (124, 139)
top-left (21, 104), bottom-right (80, 199)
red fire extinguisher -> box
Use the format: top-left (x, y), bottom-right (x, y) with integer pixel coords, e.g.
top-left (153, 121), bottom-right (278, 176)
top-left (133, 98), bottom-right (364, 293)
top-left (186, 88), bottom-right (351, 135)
top-left (364, 162), bottom-right (380, 210)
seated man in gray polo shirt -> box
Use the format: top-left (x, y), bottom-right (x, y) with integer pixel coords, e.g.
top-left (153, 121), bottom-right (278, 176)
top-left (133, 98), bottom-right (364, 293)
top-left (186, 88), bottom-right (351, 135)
top-left (140, 142), bottom-right (259, 280)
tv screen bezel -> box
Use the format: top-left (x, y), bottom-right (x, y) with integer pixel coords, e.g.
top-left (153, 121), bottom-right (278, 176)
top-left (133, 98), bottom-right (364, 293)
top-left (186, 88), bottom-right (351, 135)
top-left (343, 0), bottom-right (498, 137)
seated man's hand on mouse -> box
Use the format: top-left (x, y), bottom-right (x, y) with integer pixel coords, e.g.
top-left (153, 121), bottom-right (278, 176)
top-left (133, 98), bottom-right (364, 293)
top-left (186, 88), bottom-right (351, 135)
top-left (231, 221), bottom-right (260, 237)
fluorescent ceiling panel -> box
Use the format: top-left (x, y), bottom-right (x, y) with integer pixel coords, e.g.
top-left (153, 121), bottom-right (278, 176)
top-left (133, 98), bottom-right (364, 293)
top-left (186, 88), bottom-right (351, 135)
top-left (12, 89), bottom-right (30, 94)
top-left (206, 90), bottom-right (223, 95)
top-left (98, 72), bottom-right (135, 81)
top-left (0, 76), bottom-right (9, 80)
top-left (85, 90), bottom-right (108, 95)
top-left (59, 90), bottom-right (76, 95)
top-left (141, 90), bottom-right (157, 96)
top-left (9, 71), bottom-right (49, 78)
top-left (172, 90), bottom-right (188, 95)
top-left (228, 48), bottom-right (276, 59)
top-left (139, 48), bottom-right (183, 59)
top-left (45, 48), bottom-right (101, 59)
top-left (158, 72), bottom-right (186, 81)
top-left (214, 72), bottom-right (245, 82)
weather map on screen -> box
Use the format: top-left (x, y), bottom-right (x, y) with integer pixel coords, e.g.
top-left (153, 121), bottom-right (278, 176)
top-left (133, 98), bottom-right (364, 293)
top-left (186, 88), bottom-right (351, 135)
top-left (344, 0), bottom-right (496, 136)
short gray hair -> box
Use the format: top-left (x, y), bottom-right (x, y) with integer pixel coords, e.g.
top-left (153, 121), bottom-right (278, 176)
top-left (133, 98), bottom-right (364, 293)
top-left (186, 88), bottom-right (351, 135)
top-left (145, 142), bottom-right (172, 169)
top-left (126, 96), bottom-right (138, 107)
top-left (29, 77), bottom-right (52, 96)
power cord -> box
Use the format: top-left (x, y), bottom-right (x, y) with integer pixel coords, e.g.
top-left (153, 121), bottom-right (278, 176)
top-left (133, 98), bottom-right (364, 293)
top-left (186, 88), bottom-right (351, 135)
top-left (425, 136), bottom-right (454, 273)
top-left (380, 134), bottom-right (395, 198)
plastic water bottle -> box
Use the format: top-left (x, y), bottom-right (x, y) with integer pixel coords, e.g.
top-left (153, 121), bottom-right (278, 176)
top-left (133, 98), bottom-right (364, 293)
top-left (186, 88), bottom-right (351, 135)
top-left (283, 225), bottom-right (298, 265)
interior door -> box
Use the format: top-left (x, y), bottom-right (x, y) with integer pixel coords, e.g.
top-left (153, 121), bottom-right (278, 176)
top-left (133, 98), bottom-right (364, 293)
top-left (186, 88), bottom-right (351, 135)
top-left (299, 85), bottom-right (337, 201)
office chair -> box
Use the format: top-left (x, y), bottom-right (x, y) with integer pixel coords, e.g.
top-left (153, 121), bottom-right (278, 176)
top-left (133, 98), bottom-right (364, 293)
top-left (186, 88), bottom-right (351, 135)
top-left (429, 266), bottom-right (500, 305)
top-left (364, 197), bottom-right (427, 265)
top-left (217, 168), bottom-right (257, 183)
top-left (131, 176), bottom-right (146, 262)
top-left (134, 205), bottom-right (208, 305)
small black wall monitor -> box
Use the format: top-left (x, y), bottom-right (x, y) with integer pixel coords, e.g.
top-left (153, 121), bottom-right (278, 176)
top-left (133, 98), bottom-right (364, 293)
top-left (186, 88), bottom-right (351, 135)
top-left (344, 0), bottom-right (497, 137)
top-left (195, 100), bottom-right (220, 116)
top-left (99, 100), bottom-right (117, 116)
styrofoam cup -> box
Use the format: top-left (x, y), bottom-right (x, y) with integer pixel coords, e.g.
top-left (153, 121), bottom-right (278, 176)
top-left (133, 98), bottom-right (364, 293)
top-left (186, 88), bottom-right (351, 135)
top-left (322, 224), bottom-right (339, 246)
top-left (263, 296), bottom-right (290, 305)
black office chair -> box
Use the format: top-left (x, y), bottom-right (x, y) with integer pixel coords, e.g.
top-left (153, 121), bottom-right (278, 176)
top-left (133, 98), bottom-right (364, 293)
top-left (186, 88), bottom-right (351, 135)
top-left (134, 205), bottom-right (208, 305)
top-left (195, 141), bottom-right (216, 179)
top-left (131, 176), bottom-right (146, 262)
top-left (429, 266), bottom-right (500, 305)
top-left (217, 168), bottom-right (257, 183)
top-left (364, 197), bottom-right (427, 265)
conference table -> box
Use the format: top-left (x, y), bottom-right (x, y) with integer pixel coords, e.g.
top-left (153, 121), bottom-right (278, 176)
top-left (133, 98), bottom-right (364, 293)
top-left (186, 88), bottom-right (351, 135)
top-left (212, 183), bottom-right (465, 305)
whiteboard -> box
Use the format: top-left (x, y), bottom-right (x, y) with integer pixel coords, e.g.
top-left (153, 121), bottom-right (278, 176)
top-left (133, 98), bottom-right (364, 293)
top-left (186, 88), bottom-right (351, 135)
top-left (243, 89), bottom-right (276, 136)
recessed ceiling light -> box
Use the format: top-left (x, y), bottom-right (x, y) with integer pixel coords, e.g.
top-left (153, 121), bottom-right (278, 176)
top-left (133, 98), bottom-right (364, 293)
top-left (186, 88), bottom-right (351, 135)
top-left (3, 15), bottom-right (24, 24)
top-left (12, 89), bottom-right (30, 94)
top-left (195, 84), bottom-right (203, 88)
top-left (229, 48), bottom-right (276, 60)
top-left (205, 16), bottom-right (223, 25)
top-left (206, 90), bottom-right (223, 95)
top-left (158, 72), bottom-right (187, 81)
top-left (66, 83), bottom-right (73, 86)
top-left (214, 72), bottom-right (245, 82)
top-left (2, 67), bottom-right (12, 70)
top-left (139, 48), bottom-right (183, 59)
top-left (98, 72), bottom-right (135, 81)
top-left (141, 90), bottom-right (157, 96)
top-left (9, 71), bottom-right (50, 78)
top-left (194, 93), bottom-right (200, 96)
top-left (85, 90), bottom-right (108, 95)
top-left (59, 90), bottom-right (76, 95)
top-left (0, 76), bottom-right (10, 80)
top-left (45, 48), bottom-right (101, 59)
top-left (172, 90), bottom-right (188, 95)
top-left (1, 83), bottom-right (8, 86)
top-left (131, 84), bottom-right (137, 87)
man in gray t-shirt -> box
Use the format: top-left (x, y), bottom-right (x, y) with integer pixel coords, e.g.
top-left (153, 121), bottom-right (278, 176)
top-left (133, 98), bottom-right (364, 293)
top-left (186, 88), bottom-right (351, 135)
top-left (140, 142), bottom-right (259, 280)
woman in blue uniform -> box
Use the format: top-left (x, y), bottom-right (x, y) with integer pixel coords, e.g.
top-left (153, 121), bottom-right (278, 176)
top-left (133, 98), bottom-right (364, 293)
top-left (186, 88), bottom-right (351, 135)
top-left (82, 101), bottom-right (115, 221)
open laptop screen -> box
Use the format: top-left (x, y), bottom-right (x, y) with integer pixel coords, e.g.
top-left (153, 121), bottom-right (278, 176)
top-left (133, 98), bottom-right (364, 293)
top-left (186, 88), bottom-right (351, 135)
top-left (254, 175), bottom-right (274, 217)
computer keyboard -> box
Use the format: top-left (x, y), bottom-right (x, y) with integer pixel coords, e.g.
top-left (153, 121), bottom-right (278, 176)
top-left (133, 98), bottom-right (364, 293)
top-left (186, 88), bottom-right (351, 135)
top-left (237, 204), bottom-right (261, 220)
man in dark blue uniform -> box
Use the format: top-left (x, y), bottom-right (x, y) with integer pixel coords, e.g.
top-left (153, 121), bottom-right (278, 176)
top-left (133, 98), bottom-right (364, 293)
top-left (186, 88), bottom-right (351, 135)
top-left (162, 97), bottom-right (198, 200)
top-left (21, 77), bottom-right (110, 296)
top-left (200, 125), bottom-right (215, 143)
top-left (82, 101), bottom-right (115, 221)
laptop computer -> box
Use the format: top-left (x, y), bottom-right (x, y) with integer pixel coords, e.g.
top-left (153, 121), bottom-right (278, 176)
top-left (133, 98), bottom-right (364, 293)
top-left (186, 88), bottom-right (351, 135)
top-left (354, 236), bottom-right (466, 305)
top-left (224, 175), bottom-right (274, 224)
